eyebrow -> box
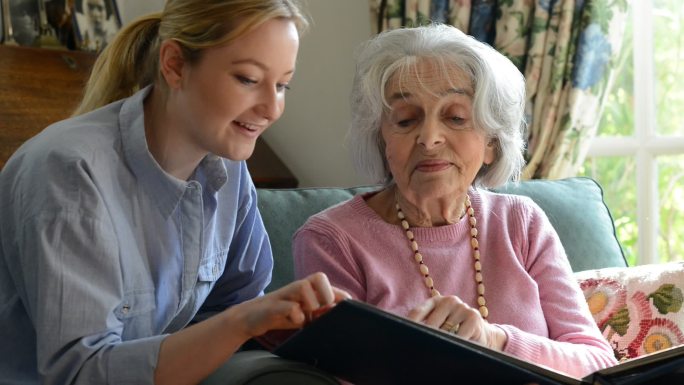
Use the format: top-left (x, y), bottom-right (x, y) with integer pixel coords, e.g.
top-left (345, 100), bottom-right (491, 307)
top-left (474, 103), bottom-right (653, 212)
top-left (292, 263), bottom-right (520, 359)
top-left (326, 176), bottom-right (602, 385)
top-left (231, 58), bottom-right (295, 75)
top-left (387, 87), bottom-right (472, 102)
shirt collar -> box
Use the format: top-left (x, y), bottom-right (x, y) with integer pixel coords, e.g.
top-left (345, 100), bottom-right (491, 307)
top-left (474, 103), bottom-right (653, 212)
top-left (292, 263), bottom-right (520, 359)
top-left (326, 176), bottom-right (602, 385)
top-left (195, 154), bottom-right (229, 193)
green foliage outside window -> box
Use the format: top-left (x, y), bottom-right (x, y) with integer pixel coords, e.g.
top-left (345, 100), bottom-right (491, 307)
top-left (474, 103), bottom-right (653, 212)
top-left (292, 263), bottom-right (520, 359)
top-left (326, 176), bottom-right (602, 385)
top-left (658, 155), bottom-right (684, 262)
top-left (581, 157), bottom-right (638, 265)
top-left (578, 0), bottom-right (683, 265)
top-left (654, 0), bottom-right (684, 136)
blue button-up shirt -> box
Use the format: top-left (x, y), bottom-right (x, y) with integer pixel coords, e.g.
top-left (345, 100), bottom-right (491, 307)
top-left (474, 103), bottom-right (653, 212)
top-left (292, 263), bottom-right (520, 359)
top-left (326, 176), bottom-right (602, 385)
top-left (0, 86), bottom-right (273, 384)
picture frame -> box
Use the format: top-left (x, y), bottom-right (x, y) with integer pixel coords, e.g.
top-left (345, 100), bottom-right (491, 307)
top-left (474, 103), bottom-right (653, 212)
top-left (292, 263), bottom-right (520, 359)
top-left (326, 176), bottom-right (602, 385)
top-left (41, 0), bottom-right (76, 49)
top-left (0, 0), bottom-right (4, 43)
top-left (4, 0), bottom-right (41, 46)
top-left (72, 0), bottom-right (120, 52)
top-left (34, 0), bottom-right (66, 49)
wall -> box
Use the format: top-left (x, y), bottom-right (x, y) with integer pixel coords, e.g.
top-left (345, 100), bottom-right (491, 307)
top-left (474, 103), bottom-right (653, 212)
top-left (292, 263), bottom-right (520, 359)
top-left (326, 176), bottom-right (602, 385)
top-left (116, 0), bottom-right (166, 24)
top-left (116, 0), bottom-right (371, 187)
top-left (264, 0), bottom-right (372, 187)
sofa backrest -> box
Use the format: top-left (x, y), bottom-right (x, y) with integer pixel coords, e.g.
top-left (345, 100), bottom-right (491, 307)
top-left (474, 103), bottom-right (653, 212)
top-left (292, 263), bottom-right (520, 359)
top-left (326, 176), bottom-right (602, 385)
top-left (257, 177), bottom-right (627, 293)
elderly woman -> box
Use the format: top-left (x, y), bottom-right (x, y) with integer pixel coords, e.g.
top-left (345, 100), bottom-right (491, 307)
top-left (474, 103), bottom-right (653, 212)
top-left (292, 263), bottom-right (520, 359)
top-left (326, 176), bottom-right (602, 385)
top-left (293, 24), bottom-right (617, 378)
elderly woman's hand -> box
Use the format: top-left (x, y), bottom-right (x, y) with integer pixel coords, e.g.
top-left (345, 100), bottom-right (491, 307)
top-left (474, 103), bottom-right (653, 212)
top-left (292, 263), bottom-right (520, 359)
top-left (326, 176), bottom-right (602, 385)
top-left (407, 295), bottom-right (507, 351)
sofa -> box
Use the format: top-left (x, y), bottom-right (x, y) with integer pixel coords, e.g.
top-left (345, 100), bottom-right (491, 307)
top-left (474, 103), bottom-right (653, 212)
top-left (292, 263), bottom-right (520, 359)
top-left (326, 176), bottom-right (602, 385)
top-left (202, 177), bottom-right (684, 384)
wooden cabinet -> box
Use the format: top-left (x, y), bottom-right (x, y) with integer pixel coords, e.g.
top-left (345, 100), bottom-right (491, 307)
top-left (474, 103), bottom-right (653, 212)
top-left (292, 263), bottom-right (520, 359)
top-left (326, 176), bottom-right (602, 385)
top-left (0, 46), bottom-right (93, 168)
top-left (0, 45), bottom-right (298, 188)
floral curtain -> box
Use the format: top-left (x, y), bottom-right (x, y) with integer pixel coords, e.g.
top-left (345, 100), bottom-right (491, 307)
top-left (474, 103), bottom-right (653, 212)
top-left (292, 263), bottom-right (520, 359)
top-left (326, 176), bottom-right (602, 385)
top-left (369, 0), bottom-right (629, 180)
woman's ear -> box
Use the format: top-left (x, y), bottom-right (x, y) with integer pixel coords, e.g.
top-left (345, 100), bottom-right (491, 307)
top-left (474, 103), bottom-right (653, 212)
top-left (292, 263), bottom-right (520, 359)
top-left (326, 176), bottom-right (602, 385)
top-left (483, 138), bottom-right (497, 165)
top-left (159, 40), bottom-right (186, 89)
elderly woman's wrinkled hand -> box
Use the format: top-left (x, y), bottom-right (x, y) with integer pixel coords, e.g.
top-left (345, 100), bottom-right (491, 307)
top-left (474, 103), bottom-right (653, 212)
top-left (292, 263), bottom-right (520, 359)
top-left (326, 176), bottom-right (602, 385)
top-left (406, 295), bottom-right (507, 351)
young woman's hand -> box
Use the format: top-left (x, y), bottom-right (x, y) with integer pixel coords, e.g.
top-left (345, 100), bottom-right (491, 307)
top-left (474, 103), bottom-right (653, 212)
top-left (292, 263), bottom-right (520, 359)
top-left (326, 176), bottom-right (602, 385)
top-left (407, 294), bottom-right (507, 351)
top-left (228, 272), bottom-right (351, 340)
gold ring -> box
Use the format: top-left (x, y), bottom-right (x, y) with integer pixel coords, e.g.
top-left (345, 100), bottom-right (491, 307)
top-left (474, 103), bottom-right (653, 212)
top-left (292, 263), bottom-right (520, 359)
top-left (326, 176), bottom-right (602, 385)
top-left (440, 321), bottom-right (455, 331)
top-left (449, 322), bottom-right (461, 334)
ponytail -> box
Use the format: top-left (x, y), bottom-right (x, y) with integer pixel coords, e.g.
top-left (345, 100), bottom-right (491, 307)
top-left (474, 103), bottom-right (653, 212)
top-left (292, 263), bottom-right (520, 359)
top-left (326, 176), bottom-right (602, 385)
top-left (72, 13), bottom-right (162, 116)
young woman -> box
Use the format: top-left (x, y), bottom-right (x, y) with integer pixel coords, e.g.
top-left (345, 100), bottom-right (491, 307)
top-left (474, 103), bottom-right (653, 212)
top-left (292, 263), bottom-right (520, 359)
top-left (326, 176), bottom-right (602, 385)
top-left (0, 1), bottom-right (347, 384)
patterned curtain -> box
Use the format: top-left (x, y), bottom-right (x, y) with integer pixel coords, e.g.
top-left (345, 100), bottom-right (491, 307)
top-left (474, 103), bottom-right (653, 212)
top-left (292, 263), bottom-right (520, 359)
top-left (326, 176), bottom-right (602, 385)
top-left (369, 0), bottom-right (629, 180)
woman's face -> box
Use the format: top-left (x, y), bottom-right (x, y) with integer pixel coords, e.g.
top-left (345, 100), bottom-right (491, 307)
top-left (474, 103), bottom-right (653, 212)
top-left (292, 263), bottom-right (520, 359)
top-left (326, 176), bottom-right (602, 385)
top-left (171, 18), bottom-right (299, 161)
top-left (85, 0), bottom-right (106, 30)
top-left (380, 60), bottom-right (495, 202)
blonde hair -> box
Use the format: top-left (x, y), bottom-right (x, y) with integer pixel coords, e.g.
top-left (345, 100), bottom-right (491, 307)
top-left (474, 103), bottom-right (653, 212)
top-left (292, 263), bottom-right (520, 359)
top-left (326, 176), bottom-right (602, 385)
top-left (73, 0), bottom-right (308, 116)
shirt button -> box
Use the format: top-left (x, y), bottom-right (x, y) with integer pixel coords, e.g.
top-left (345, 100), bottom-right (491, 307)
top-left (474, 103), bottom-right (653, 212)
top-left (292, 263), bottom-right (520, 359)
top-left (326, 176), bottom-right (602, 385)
top-left (122, 305), bottom-right (130, 314)
top-left (213, 264), bottom-right (219, 275)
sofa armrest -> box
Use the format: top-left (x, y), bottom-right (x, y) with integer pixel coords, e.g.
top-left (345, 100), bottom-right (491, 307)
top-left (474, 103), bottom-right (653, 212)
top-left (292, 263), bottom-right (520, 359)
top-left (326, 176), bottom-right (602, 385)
top-left (200, 351), bottom-right (340, 385)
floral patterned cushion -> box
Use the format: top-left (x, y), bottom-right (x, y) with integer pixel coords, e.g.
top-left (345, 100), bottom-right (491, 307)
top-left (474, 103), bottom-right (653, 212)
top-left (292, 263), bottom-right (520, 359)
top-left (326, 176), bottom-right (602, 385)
top-left (574, 262), bottom-right (684, 362)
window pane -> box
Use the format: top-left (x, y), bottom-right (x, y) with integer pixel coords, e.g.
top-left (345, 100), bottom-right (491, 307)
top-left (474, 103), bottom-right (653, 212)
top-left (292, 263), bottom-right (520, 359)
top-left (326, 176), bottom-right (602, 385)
top-left (596, 6), bottom-right (634, 137)
top-left (579, 157), bottom-right (637, 265)
top-left (654, 0), bottom-right (684, 136)
top-left (658, 154), bottom-right (684, 262)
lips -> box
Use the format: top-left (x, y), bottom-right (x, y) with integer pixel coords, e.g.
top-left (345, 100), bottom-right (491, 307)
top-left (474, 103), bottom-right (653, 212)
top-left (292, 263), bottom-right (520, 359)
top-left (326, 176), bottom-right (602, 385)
top-left (414, 160), bottom-right (452, 172)
top-left (234, 120), bottom-right (259, 132)
top-left (233, 120), bottom-right (264, 137)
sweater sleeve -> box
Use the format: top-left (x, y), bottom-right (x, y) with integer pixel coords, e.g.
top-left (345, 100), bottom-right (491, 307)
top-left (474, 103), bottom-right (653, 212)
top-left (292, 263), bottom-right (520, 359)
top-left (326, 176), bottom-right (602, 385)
top-left (498, 200), bottom-right (617, 378)
top-left (293, 219), bottom-right (367, 302)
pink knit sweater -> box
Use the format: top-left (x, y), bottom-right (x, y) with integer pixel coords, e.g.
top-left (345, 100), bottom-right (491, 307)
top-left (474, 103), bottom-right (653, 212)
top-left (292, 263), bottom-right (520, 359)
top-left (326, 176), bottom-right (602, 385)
top-left (293, 188), bottom-right (618, 378)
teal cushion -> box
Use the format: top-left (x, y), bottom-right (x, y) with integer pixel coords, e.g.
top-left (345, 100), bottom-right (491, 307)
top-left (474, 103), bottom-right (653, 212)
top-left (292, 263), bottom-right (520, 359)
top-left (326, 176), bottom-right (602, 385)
top-left (257, 186), bottom-right (377, 292)
top-left (491, 177), bottom-right (627, 272)
top-left (257, 177), bottom-right (626, 292)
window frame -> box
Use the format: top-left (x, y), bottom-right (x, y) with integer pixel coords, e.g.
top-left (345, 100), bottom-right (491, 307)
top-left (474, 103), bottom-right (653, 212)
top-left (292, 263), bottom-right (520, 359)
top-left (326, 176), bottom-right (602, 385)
top-left (586, 0), bottom-right (684, 265)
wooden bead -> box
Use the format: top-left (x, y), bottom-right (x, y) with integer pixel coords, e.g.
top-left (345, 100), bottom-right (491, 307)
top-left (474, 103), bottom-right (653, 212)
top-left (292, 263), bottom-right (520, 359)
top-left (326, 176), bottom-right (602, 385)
top-left (397, 193), bottom-right (487, 318)
top-left (425, 277), bottom-right (434, 288)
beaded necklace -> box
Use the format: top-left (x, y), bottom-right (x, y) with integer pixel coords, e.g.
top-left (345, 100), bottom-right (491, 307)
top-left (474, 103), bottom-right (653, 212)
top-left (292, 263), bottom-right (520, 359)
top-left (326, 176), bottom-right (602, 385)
top-left (395, 194), bottom-right (489, 319)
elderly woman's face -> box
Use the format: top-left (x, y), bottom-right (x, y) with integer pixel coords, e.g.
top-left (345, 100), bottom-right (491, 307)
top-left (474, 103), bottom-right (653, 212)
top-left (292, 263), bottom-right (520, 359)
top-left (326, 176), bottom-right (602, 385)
top-left (380, 60), bottom-right (495, 200)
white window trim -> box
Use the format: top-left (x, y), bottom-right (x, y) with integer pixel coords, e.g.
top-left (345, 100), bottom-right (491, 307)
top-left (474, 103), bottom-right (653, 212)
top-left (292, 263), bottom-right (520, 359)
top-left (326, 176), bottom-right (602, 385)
top-left (587, 0), bottom-right (684, 264)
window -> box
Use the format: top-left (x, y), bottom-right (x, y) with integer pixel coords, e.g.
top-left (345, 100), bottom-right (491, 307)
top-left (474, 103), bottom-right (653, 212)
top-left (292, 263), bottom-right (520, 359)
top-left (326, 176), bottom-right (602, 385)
top-left (579, 0), bottom-right (684, 265)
